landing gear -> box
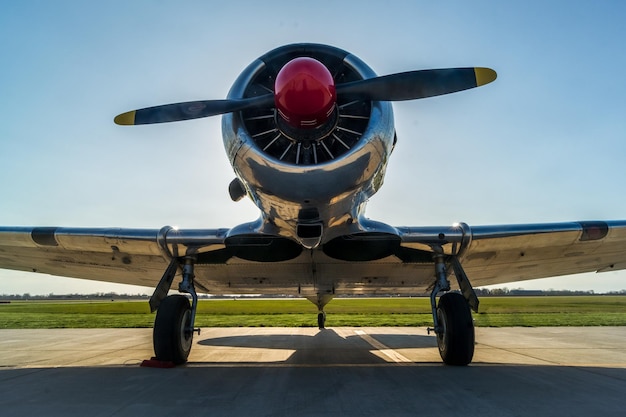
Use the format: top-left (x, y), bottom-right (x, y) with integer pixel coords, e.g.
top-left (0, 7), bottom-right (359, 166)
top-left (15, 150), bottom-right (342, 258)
top-left (436, 292), bottom-right (474, 366)
top-left (306, 293), bottom-right (333, 330)
top-left (154, 295), bottom-right (193, 364)
top-left (317, 311), bottom-right (326, 329)
top-left (151, 256), bottom-right (200, 365)
top-left (428, 250), bottom-right (476, 366)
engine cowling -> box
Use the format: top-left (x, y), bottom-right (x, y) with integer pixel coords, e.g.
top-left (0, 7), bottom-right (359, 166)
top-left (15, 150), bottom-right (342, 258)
top-left (225, 44), bottom-right (384, 166)
top-left (221, 44), bottom-right (395, 246)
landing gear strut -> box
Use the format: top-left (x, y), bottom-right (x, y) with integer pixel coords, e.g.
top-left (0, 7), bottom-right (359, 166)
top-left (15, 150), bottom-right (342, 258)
top-left (152, 256), bottom-right (200, 364)
top-left (427, 250), bottom-right (476, 366)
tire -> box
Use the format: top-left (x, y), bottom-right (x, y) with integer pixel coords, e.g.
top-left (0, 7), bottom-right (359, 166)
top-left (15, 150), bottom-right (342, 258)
top-left (317, 312), bottom-right (326, 329)
top-left (436, 292), bottom-right (475, 366)
top-left (153, 295), bottom-right (193, 365)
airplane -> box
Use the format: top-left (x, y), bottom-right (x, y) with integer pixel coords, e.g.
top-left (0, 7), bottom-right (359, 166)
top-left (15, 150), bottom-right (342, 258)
top-left (2, 43), bottom-right (626, 366)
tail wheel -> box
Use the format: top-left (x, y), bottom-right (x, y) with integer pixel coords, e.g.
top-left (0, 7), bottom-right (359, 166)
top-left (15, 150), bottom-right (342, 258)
top-left (153, 295), bottom-right (193, 365)
top-left (436, 292), bottom-right (475, 366)
top-left (317, 312), bottom-right (326, 329)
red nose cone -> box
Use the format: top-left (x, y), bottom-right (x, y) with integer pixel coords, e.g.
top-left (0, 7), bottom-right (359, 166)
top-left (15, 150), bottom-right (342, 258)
top-left (274, 57), bottom-right (337, 128)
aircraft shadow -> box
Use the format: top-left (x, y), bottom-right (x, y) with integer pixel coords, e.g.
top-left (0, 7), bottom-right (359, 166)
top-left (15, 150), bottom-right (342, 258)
top-left (197, 329), bottom-right (437, 365)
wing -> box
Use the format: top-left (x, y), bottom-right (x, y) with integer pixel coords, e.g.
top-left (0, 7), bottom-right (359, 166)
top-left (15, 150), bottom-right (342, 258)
top-left (0, 226), bottom-right (228, 289)
top-left (1, 220), bottom-right (625, 295)
top-left (399, 220), bottom-right (626, 287)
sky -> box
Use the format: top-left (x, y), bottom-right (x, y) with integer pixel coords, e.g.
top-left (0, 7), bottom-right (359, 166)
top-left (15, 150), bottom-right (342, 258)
top-left (1, 0), bottom-right (626, 295)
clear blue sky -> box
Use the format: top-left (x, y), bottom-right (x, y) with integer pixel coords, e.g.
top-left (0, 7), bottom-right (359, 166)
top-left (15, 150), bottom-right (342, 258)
top-left (1, 1), bottom-right (625, 294)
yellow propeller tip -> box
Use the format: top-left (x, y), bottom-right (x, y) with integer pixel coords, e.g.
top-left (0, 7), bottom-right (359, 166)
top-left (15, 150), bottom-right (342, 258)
top-left (114, 111), bottom-right (136, 125)
top-left (474, 68), bottom-right (497, 87)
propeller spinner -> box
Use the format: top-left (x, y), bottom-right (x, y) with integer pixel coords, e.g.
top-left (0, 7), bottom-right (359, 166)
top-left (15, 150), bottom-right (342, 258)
top-left (114, 57), bottom-right (496, 126)
top-left (274, 57), bottom-right (337, 128)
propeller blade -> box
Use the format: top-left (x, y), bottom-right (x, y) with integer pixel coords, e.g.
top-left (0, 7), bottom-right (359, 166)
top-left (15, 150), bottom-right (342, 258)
top-left (114, 67), bottom-right (496, 126)
top-left (114, 94), bottom-right (274, 125)
top-left (336, 67), bottom-right (496, 101)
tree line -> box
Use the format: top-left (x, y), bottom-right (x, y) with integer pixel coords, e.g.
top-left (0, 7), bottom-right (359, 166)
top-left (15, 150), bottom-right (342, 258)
top-left (1, 288), bottom-right (625, 301)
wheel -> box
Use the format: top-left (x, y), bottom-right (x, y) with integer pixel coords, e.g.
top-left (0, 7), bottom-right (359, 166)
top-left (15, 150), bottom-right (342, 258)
top-left (436, 292), bottom-right (474, 366)
top-left (317, 312), bottom-right (326, 329)
top-left (153, 295), bottom-right (193, 365)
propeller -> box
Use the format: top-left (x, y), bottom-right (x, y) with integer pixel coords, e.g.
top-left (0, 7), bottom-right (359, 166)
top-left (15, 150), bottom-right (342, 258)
top-left (113, 95), bottom-right (274, 126)
top-left (114, 58), bottom-right (496, 127)
top-left (336, 67), bottom-right (496, 101)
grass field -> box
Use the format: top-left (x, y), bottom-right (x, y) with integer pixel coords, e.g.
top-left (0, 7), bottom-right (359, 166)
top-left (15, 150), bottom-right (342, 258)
top-left (0, 296), bottom-right (625, 328)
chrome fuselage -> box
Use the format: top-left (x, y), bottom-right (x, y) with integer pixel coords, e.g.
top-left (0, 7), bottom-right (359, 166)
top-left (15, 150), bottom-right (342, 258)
top-left (221, 44), bottom-right (395, 248)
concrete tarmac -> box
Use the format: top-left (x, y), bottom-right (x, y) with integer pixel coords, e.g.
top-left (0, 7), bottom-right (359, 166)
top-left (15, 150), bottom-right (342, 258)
top-left (1, 327), bottom-right (625, 416)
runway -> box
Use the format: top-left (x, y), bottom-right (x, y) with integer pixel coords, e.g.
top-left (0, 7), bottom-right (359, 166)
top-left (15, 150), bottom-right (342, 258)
top-left (1, 327), bottom-right (625, 416)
